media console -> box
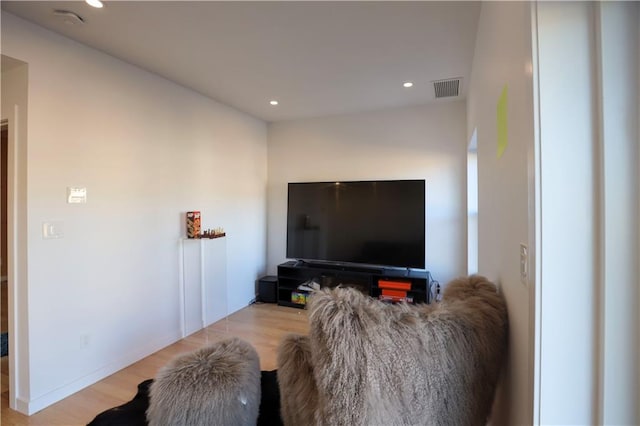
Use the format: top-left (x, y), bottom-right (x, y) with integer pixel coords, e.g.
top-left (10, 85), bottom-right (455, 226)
top-left (277, 261), bottom-right (431, 308)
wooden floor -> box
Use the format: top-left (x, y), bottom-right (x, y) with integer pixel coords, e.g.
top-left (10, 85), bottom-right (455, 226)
top-left (0, 302), bottom-right (309, 425)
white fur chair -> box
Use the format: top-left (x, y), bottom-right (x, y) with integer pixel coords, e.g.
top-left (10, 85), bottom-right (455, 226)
top-left (147, 337), bottom-right (261, 426)
top-left (277, 275), bottom-right (508, 426)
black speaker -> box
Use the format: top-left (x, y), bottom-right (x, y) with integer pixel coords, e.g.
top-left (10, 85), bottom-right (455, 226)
top-left (258, 275), bottom-right (278, 303)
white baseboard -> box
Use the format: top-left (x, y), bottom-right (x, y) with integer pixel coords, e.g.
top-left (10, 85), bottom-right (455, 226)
top-left (13, 396), bottom-right (31, 414)
top-left (21, 328), bottom-right (182, 415)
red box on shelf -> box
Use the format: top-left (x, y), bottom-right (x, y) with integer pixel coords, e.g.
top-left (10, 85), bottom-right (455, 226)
top-left (381, 288), bottom-right (407, 298)
top-left (378, 279), bottom-right (411, 291)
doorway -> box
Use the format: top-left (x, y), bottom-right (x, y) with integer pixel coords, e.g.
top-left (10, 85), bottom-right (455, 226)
top-left (1, 121), bottom-right (7, 395)
top-left (2, 54), bottom-right (29, 414)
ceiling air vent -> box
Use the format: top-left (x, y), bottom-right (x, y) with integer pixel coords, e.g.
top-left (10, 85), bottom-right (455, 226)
top-left (52, 9), bottom-right (85, 26)
top-left (432, 78), bottom-right (461, 99)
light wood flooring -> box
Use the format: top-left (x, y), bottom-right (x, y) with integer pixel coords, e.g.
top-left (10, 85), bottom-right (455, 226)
top-left (0, 302), bottom-right (309, 425)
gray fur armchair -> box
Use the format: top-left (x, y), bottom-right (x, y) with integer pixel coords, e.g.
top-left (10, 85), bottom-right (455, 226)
top-left (147, 337), bottom-right (262, 426)
top-left (276, 275), bottom-right (508, 426)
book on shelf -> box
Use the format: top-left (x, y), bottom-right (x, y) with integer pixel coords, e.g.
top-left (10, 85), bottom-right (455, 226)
top-left (291, 291), bottom-right (309, 305)
top-left (296, 279), bottom-right (320, 292)
top-left (379, 294), bottom-right (414, 304)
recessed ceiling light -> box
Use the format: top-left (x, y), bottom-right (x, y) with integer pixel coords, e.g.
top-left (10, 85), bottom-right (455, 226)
top-left (403, 82), bottom-right (414, 88)
top-left (269, 100), bottom-right (279, 106)
top-left (86, 0), bottom-right (104, 8)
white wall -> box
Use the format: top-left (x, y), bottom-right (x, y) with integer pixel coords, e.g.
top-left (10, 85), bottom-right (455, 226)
top-left (466, 3), bottom-right (535, 425)
top-left (470, 3), bottom-right (640, 424)
top-left (466, 129), bottom-right (478, 275)
top-left (533, 2), bottom-right (639, 424)
top-left (596, 2), bottom-right (639, 423)
top-left (597, 2), bottom-right (640, 424)
top-left (534, 3), bottom-right (606, 424)
top-left (267, 102), bottom-right (467, 283)
top-left (2, 12), bottom-right (268, 414)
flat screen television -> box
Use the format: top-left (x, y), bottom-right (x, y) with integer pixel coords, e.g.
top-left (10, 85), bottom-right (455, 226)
top-left (286, 180), bottom-right (425, 269)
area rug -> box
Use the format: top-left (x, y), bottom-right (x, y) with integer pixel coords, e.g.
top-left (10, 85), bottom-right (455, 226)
top-left (0, 332), bottom-right (7, 357)
top-left (88, 370), bottom-right (283, 426)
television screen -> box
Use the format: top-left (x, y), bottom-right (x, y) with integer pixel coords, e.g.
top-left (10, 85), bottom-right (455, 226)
top-left (286, 180), bottom-right (425, 269)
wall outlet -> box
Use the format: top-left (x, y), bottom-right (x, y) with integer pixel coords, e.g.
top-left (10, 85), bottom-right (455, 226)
top-left (42, 221), bottom-right (64, 239)
top-left (80, 333), bottom-right (90, 349)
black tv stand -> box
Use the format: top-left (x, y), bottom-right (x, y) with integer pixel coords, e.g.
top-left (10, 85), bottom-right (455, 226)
top-left (293, 260), bottom-right (384, 275)
top-left (277, 261), bottom-right (431, 308)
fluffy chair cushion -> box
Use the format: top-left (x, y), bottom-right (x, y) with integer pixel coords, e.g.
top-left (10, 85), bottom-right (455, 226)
top-left (276, 335), bottom-right (317, 426)
top-left (277, 275), bottom-right (508, 426)
top-left (147, 337), bottom-right (261, 426)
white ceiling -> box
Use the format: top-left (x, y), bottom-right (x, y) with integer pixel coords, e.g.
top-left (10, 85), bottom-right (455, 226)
top-left (2, 1), bottom-right (480, 122)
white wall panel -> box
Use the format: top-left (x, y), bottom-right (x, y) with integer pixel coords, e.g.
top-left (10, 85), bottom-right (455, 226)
top-left (1, 12), bottom-right (267, 414)
top-left (466, 2), bottom-right (535, 424)
top-left (267, 102), bottom-right (468, 284)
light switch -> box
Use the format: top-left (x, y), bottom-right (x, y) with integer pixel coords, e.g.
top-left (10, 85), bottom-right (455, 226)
top-left (520, 243), bottom-right (528, 285)
top-left (43, 221), bottom-right (64, 239)
top-left (67, 187), bottom-right (87, 204)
